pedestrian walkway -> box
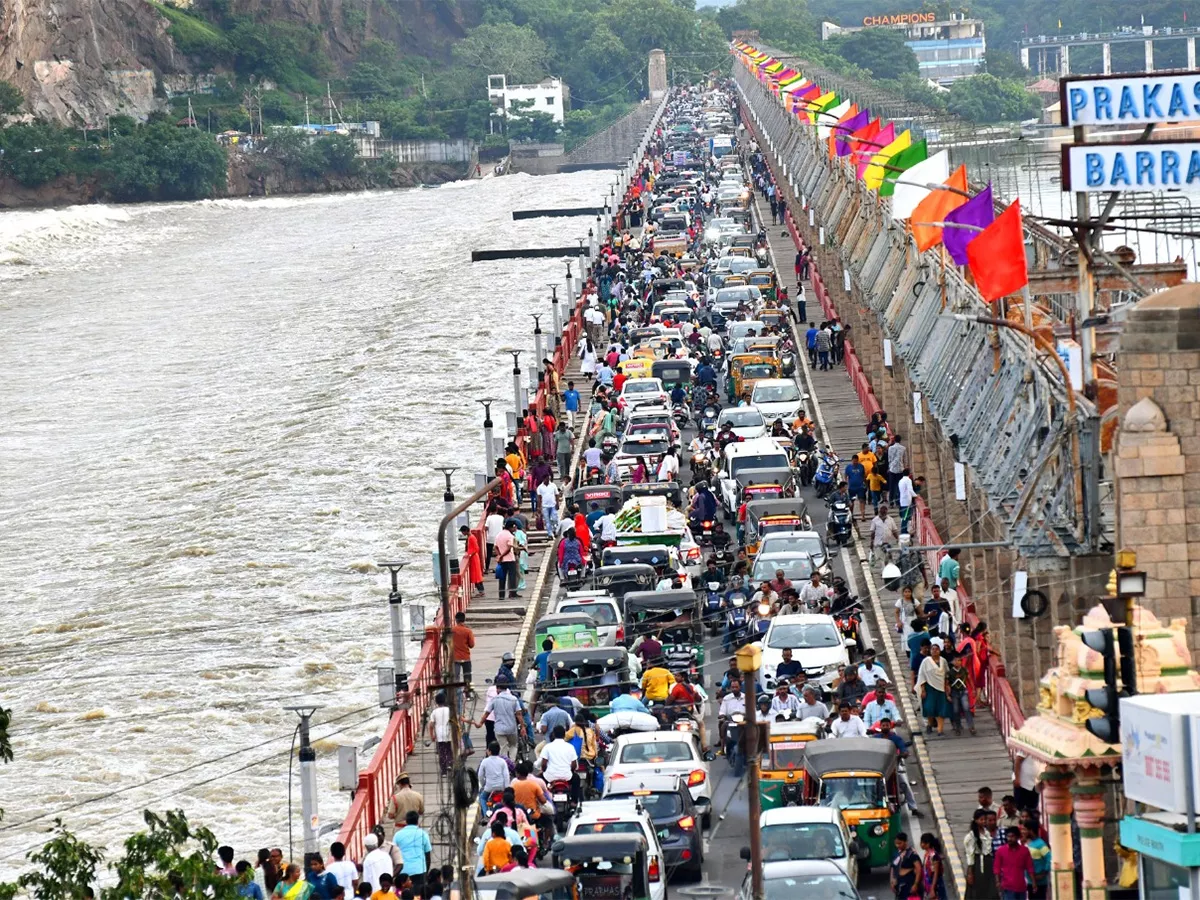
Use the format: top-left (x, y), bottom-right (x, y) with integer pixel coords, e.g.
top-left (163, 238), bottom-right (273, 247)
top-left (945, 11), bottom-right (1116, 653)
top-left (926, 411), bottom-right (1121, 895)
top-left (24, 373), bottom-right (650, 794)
top-left (754, 191), bottom-right (1016, 892)
top-left (373, 356), bottom-right (588, 861)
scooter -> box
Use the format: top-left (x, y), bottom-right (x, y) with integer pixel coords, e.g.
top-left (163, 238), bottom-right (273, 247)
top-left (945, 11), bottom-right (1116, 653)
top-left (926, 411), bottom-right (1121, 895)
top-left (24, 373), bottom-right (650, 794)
top-left (704, 581), bottom-right (725, 634)
top-left (794, 449), bottom-right (817, 486)
top-left (550, 777), bottom-right (576, 834)
top-left (699, 406), bottom-right (721, 438)
top-left (690, 447), bottom-right (713, 483)
top-left (672, 404), bottom-right (690, 430)
top-left (813, 453), bottom-right (839, 498)
top-left (826, 497), bottom-right (853, 546)
top-left (724, 594), bottom-right (749, 652)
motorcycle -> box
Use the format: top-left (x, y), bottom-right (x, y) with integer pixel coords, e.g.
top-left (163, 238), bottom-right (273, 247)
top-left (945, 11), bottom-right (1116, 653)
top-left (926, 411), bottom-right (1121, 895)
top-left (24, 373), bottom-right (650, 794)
top-left (723, 711), bottom-right (746, 775)
top-left (813, 453), bottom-right (839, 498)
top-left (550, 778), bottom-right (576, 834)
top-left (723, 593), bottom-right (749, 652)
top-left (561, 559), bottom-right (588, 589)
top-left (690, 446), bottom-right (713, 483)
top-left (699, 406), bottom-right (721, 439)
top-left (826, 497), bottom-right (853, 546)
top-left (600, 434), bottom-right (620, 458)
top-left (704, 581), bottom-right (725, 634)
top-left (711, 547), bottom-right (735, 577)
top-left (672, 404), bottom-right (690, 430)
top-left (834, 601), bottom-right (864, 661)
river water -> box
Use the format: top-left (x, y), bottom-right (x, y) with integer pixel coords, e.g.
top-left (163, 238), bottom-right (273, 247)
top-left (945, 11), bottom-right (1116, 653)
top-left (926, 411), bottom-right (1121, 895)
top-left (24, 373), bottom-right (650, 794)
top-left (0, 171), bottom-right (611, 873)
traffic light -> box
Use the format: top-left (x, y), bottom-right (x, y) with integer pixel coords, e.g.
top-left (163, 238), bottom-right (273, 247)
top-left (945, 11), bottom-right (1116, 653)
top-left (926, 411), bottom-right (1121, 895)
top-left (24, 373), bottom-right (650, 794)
top-left (1081, 626), bottom-right (1137, 744)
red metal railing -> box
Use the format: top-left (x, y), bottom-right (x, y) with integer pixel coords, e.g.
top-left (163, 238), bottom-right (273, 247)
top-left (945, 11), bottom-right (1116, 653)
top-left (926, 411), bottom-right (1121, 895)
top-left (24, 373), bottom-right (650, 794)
top-left (745, 108), bottom-right (1026, 743)
top-left (336, 161), bottom-right (642, 862)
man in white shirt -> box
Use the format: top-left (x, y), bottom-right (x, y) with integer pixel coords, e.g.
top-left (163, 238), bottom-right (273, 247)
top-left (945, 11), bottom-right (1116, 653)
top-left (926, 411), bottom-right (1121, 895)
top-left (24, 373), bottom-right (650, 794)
top-left (361, 834), bottom-right (393, 892)
top-left (940, 577), bottom-right (961, 622)
top-left (583, 441), bottom-right (604, 471)
top-left (830, 702), bottom-right (868, 738)
top-left (897, 469), bottom-right (915, 533)
top-left (326, 843), bottom-right (358, 895)
top-left (485, 509), bottom-right (505, 569)
top-left (536, 476), bottom-right (560, 538)
top-left (769, 684), bottom-right (802, 717)
top-left (538, 725), bottom-right (579, 796)
top-left (596, 508), bottom-right (619, 544)
top-left (706, 331), bottom-right (723, 354)
top-left (857, 649), bottom-right (888, 687)
top-left (657, 449), bottom-right (679, 483)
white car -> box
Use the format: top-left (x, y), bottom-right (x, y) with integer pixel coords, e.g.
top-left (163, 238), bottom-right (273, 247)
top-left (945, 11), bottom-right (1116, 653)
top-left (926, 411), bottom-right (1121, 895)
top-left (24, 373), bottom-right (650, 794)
top-left (738, 859), bottom-right (863, 900)
top-left (554, 594), bottom-right (622, 646)
top-left (726, 320), bottom-right (766, 343)
top-left (620, 377), bottom-right (669, 411)
top-left (605, 730), bottom-right (714, 826)
top-left (758, 531), bottom-right (830, 576)
top-left (758, 613), bottom-right (851, 692)
top-left (747, 807), bottom-right (863, 884)
top-left (717, 436), bottom-right (790, 513)
top-left (716, 407), bottom-right (767, 440)
top-left (566, 799), bottom-right (668, 900)
top-left (752, 378), bottom-right (808, 423)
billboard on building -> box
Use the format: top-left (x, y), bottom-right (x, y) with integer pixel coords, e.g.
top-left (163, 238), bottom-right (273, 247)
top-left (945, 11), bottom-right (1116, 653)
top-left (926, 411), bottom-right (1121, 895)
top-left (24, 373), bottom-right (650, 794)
top-left (1119, 693), bottom-right (1200, 813)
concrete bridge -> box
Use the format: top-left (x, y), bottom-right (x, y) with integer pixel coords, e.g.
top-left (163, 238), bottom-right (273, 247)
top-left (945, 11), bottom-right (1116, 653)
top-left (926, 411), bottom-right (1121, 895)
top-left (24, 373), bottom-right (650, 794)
top-left (1019, 25), bottom-right (1200, 76)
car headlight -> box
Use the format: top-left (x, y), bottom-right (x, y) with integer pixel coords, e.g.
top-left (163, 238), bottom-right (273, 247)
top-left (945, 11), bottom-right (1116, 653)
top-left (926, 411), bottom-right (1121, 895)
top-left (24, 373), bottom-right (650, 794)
top-left (871, 824), bottom-right (887, 836)
top-left (823, 663), bottom-right (841, 674)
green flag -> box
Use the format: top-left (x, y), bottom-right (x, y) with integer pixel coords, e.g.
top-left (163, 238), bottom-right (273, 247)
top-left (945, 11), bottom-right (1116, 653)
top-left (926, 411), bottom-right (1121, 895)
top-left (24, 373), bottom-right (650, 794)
top-left (878, 139), bottom-right (929, 197)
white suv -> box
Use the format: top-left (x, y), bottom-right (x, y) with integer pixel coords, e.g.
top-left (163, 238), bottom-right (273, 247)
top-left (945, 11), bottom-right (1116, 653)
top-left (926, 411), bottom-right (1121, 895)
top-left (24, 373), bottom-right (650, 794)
top-left (605, 730), bottom-right (714, 827)
top-left (566, 799), bottom-right (667, 900)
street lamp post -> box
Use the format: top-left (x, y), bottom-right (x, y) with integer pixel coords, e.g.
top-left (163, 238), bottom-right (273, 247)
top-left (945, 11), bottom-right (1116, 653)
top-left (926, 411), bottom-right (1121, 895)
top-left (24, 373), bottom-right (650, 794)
top-left (506, 350), bottom-right (523, 416)
top-left (377, 561), bottom-right (409, 697)
top-left (284, 704), bottom-right (324, 857)
top-left (737, 644), bottom-right (765, 900)
top-left (435, 467), bottom-right (458, 572)
top-left (565, 261), bottom-right (576, 309)
top-left (548, 285), bottom-right (562, 348)
top-left (532, 315), bottom-right (545, 383)
top-left (476, 399), bottom-right (499, 478)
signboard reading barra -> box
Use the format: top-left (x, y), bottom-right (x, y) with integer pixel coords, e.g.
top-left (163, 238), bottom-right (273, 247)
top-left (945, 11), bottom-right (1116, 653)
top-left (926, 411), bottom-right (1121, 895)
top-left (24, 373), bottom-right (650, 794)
top-left (863, 12), bottom-right (936, 26)
top-left (1062, 71), bottom-right (1200, 127)
top-left (1062, 141), bottom-right (1200, 192)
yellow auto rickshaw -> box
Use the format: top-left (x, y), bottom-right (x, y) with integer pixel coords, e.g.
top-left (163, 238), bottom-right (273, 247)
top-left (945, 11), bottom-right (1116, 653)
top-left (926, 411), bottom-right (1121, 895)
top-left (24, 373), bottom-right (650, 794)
top-left (620, 356), bottom-right (654, 379)
top-left (748, 269), bottom-right (777, 302)
top-left (744, 498), bottom-right (810, 557)
top-left (760, 717), bottom-right (825, 810)
top-left (732, 355), bottom-right (781, 400)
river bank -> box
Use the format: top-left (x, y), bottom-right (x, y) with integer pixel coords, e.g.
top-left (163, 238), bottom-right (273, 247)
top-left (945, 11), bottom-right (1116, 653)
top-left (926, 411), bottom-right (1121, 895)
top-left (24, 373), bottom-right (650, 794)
top-left (0, 155), bottom-right (469, 210)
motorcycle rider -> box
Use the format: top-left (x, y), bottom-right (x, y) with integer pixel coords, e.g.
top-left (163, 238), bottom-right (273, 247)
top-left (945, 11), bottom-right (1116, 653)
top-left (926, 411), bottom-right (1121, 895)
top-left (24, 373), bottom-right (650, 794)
top-left (717, 678), bottom-right (746, 773)
top-left (710, 522), bottom-right (732, 552)
top-left (715, 421), bottom-right (740, 454)
top-left (722, 575), bottom-right (750, 654)
top-left (798, 571), bottom-right (829, 611)
top-left (557, 527), bottom-right (585, 580)
top-left (696, 359), bottom-right (717, 387)
top-left (769, 417), bottom-right (789, 438)
top-left (688, 481), bottom-right (718, 532)
top-left (703, 558), bottom-right (726, 591)
top-left (669, 382), bottom-right (688, 408)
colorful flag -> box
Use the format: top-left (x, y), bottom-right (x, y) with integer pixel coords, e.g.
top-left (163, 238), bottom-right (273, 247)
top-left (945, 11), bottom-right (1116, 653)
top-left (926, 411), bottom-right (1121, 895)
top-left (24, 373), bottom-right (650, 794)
top-left (864, 129), bottom-right (912, 191)
top-left (857, 122), bottom-right (894, 179)
top-left (911, 165), bottom-right (969, 251)
top-left (844, 118), bottom-right (881, 163)
top-left (943, 184), bottom-right (995, 265)
top-left (818, 99), bottom-right (853, 139)
top-left (878, 140), bottom-right (928, 197)
top-left (967, 200), bottom-right (1029, 301)
top-left (891, 149), bottom-right (951, 220)
top-left (835, 110), bottom-right (871, 156)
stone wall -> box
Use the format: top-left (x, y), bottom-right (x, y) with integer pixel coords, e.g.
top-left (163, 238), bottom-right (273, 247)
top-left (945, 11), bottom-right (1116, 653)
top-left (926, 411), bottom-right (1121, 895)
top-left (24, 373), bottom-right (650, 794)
top-left (1115, 285), bottom-right (1200, 649)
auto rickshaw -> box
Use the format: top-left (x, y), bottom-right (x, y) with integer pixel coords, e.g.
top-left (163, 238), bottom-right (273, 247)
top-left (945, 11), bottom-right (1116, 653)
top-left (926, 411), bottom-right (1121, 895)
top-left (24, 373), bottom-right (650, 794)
top-left (535, 612), bottom-right (600, 651)
top-left (651, 278), bottom-right (688, 301)
top-left (621, 480), bottom-right (685, 509)
top-left (473, 867), bottom-right (576, 900)
top-left (730, 355), bottom-right (780, 401)
top-left (745, 336), bottom-right (783, 361)
top-left (574, 485), bottom-right (623, 515)
top-left (553, 833), bottom-right (652, 900)
top-left (541, 648), bottom-right (634, 715)
top-left (802, 738), bottom-right (902, 874)
top-left (600, 544), bottom-right (679, 579)
top-left (651, 360), bottom-right (693, 395)
top-left (748, 269), bottom-right (777, 302)
top-left (591, 564), bottom-right (657, 610)
top-left (759, 717), bottom-right (825, 811)
top-left (623, 589), bottom-right (704, 682)
top-left (744, 498), bottom-right (811, 556)
top-left (758, 308), bottom-right (789, 333)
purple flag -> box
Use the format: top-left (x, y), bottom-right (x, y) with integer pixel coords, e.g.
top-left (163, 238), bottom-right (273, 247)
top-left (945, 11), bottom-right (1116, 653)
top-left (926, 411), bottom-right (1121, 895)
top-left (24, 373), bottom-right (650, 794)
top-left (835, 110), bottom-right (870, 156)
top-left (944, 183), bottom-right (995, 266)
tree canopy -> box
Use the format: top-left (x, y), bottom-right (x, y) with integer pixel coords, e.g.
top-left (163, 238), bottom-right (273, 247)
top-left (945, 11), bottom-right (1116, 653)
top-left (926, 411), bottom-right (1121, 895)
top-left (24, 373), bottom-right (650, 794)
top-left (828, 28), bottom-right (918, 81)
top-left (947, 74), bottom-right (1043, 123)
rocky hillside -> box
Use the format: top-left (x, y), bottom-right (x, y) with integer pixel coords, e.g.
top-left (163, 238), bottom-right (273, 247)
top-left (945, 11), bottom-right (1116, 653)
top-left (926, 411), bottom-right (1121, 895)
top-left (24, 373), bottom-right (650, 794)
top-left (0, 0), bottom-right (477, 125)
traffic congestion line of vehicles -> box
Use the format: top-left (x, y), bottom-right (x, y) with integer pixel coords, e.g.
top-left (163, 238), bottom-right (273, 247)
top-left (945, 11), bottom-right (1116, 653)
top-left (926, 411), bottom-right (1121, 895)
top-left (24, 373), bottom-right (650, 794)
top-left (467, 82), bottom-right (889, 900)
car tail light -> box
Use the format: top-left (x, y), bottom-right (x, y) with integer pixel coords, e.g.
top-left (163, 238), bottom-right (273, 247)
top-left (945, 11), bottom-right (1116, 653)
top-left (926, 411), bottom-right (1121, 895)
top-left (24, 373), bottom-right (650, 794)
top-left (686, 546), bottom-right (701, 562)
top-left (610, 773), bottom-right (626, 780)
top-left (616, 626), bottom-right (624, 642)
top-left (687, 769), bottom-right (706, 787)
top-left (677, 816), bottom-right (696, 830)
top-left (648, 858), bottom-right (661, 883)
top-left (681, 849), bottom-right (692, 861)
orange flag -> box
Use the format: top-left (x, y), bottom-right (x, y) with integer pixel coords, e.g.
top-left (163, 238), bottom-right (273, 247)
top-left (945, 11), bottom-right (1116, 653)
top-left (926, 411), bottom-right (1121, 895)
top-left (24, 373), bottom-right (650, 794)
top-left (967, 200), bottom-right (1029, 302)
top-left (910, 165), bottom-right (969, 252)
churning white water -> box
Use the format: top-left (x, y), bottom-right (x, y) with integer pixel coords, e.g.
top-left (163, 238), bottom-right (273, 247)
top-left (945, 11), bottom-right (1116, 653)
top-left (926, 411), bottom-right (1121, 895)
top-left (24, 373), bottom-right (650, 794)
top-left (0, 171), bottom-right (612, 874)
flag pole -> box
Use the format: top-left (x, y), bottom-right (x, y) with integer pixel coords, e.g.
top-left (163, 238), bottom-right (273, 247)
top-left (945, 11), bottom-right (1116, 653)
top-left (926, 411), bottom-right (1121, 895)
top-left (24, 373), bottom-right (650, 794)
top-left (939, 244), bottom-right (947, 312)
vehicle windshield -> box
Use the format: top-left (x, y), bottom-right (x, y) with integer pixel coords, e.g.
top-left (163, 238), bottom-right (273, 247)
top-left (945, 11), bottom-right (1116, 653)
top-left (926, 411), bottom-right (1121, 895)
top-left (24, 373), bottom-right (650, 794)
top-left (767, 741), bottom-right (809, 771)
top-left (820, 775), bottom-right (887, 810)
top-left (766, 621), bottom-right (841, 650)
top-left (743, 365), bottom-right (777, 379)
top-left (621, 439), bottom-right (668, 456)
top-left (761, 822), bottom-right (846, 861)
top-left (624, 381), bottom-right (661, 394)
top-left (730, 454), bottom-right (789, 477)
top-left (752, 555), bottom-right (814, 582)
top-left (575, 822), bottom-right (644, 836)
top-left (626, 791), bottom-right (683, 819)
top-left (720, 410), bottom-right (764, 428)
top-left (618, 741), bottom-right (694, 764)
top-left (716, 289), bottom-right (752, 304)
top-left (754, 384), bottom-right (801, 403)
top-left (762, 872), bottom-right (858, 900)
top-left (761, 534), bottom-right (825, 562)
top-left (558, 603), bottom-right (619, 625)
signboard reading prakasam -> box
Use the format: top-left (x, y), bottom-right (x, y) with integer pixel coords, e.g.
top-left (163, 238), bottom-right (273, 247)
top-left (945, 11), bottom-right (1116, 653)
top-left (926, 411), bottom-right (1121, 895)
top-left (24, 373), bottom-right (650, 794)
top-left (1062, 71), bottom-right (1200, 127)
top-left (862, 12), bottom-right (936, 26)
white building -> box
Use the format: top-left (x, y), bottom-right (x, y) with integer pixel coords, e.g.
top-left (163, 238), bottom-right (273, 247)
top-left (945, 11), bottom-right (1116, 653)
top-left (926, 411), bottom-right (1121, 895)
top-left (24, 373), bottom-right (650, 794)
top-left (487, 75), bottom-right (567, 124)
top-left (822, 13), bottom-right (987, 85)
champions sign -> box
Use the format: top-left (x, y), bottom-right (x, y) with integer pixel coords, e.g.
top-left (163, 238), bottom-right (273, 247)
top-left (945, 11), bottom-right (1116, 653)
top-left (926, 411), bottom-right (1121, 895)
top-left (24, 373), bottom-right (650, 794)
top-left (862, 12), bottom-right (936, 26)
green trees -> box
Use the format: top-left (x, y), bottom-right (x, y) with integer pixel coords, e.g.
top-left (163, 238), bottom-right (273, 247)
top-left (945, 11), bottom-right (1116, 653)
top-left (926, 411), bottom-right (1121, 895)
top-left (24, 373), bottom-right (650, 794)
top-left (105, 124), bottom-right (228, 202)
top-left (0, 80), bottom-right (24, 116)
top-left (982, 47), bottom-right (1028, 81)
top-left (0, 124), bottom-right (74, 187)
top-left (829, 28), bottom-right (919, 81)
top-left (452, 23), bottom-right (551, 86)
top-left (947, 74), bottom-right (1043, 123)
top-left (504, 99), bottom-right (560, 143)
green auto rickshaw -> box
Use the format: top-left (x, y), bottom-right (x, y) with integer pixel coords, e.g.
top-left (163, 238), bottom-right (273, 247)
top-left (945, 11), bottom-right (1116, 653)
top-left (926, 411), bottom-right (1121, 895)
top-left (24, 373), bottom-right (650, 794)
top-left (802, 737), bottom-right (901, 875)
